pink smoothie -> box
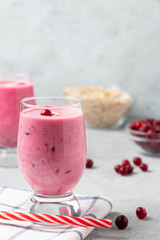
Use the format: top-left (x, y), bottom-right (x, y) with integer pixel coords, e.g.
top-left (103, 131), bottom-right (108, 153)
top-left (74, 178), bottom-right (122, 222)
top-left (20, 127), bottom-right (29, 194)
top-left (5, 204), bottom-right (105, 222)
top-left (0, 80), bottom-right (34, 147)
top-left (17, 107), bottom-right (87, 196)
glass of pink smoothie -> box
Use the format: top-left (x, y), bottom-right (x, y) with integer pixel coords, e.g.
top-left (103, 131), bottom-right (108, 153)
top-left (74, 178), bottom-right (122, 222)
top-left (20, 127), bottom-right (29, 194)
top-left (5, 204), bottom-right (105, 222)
top-left (17, 96), bottom-right (87, 218)
top-left (0, 77), bottom-right (34, 167)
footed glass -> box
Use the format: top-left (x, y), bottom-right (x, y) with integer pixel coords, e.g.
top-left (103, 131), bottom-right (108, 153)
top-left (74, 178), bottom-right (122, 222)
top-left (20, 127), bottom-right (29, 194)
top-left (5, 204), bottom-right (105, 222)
top-left (17, 96), bottom-right (87, 219)
top-left (0, 77), bottom-right (34, 167)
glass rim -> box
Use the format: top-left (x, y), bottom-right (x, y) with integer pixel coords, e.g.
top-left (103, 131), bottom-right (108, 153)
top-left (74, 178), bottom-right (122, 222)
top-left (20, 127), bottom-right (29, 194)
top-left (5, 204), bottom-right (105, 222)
top-left (126, 124), bottom-right (160, 142)
top-left (126, 124), bottom-right (147, 136)
top-left (0, 74), bottom-right (30, 80)
top-left (21, 96), bottom-right (82, 109)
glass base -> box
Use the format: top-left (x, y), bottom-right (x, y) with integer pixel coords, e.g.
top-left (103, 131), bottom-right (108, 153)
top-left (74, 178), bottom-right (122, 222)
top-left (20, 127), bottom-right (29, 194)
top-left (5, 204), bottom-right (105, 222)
top-left (107, 116), bottom-right (125, 129)
top-left (134, 144), bottom-right (160, 157)
top-left (0, 146), bottom-right (17, 168)
top-left (26, 192), bottom-right (81, 224)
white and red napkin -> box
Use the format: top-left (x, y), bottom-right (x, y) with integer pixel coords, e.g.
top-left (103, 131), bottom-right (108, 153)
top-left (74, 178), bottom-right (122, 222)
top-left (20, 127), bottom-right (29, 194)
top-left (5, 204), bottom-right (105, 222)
top-left (0, 187), bottom-right (112, 240)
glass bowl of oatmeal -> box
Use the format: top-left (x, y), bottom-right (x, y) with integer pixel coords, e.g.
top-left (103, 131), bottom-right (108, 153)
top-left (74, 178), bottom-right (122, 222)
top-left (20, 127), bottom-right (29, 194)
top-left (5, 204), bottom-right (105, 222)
top-left (64, 86), bottom-right (133, 128)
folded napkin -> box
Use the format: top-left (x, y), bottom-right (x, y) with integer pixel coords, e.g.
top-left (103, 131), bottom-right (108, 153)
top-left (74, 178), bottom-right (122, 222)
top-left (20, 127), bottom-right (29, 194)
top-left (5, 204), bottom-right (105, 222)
top-left (0, 187), bottom-right (112, 240)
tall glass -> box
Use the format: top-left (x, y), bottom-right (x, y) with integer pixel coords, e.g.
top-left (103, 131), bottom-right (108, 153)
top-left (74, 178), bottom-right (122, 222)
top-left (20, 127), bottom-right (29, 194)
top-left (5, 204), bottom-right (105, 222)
top-left (0, 77), bottom-right (34, 167)
top-left (17, 96), bottom-right (87, 218)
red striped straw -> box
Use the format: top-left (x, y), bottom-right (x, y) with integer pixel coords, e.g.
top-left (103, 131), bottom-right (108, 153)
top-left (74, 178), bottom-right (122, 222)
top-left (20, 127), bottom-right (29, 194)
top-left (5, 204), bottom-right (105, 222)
top-left (0, 211), bottom-right (112, 228)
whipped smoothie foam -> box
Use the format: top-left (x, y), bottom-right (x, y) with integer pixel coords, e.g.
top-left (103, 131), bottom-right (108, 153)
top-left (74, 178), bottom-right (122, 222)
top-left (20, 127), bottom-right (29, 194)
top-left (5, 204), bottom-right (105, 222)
top-left (17, 107), bottom-right (87, 196)
top-left (0, 80), bottom-right (34, 147)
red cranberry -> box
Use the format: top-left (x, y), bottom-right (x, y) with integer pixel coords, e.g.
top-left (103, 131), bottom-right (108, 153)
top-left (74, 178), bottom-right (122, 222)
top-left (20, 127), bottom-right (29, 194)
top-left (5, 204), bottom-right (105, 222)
top-left (147, 130), bottom-right (157, 139)
top-left (119, 166), bottom-right (128, 176)
top-left (125, 165), bottom-right (134, 174)
top-left (129, 122), bottom-right (136, 130)
top-left (140, 124), bottom-right (149, 132)
top-left (134, 121), bottom-right (142, 130)
top-left (155, 125), bottom-right (160, 133)
top-left (115, 162), bottom-right (134, 175)
top-left (122, 159), bottom-right (130, 166)
top-left (133, 157), bottom-right (142, 166)
top-left (115, 215), bottom-right (128, 229)
top-left (114, 164), bottom-right (121, 173)
top-left (145, 118), bottom-right (154, 124)
top-left (86, 159), bottom-right (93, 168)
top-left (140, 163), bottom-right (148, 171)
top-left (41, 109), bottom-right (52, 116)
top-left (136, 207), bottom-right (147, 219)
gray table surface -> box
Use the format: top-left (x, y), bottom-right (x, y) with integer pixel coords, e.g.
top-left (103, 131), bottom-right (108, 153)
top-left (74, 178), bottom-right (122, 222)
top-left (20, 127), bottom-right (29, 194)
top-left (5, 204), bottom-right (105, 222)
top-left (0, 127), bottom-right (159, 240)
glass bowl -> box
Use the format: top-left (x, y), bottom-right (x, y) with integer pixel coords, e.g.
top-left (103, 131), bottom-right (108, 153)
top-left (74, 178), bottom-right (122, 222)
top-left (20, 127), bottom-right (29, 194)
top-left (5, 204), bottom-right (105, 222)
top-left (64, 86), bottom-right (133, 128)
top-left (127, 120), bottom-right (160, 156)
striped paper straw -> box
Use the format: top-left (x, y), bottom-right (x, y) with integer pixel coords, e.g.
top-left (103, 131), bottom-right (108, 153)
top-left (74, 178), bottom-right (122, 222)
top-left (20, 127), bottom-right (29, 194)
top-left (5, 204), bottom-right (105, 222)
top-left (0, 211), bottom-right (112, 228)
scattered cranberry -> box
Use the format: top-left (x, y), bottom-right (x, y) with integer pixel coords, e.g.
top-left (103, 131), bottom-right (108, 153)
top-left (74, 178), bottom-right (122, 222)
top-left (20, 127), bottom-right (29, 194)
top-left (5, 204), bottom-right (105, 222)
top-left (114, 160), bottom-right (134, 176)
top-left (119, 166), bottom-right (128, 176)
top-left (114, 164), bottom-right (121, 173)
top-left (122, 159), bottom-right (130, 166)
top-left (115, 215), bottom-right (128, 229)
top-left (86, 159), bottom-right (93, 168)
top-left (125, 164), bottom-right (134, 174)
top-left (136, 207), bottom-right (147, 219)
top-left (140, 163), bottom-right (148, 171)
top-left (133, 157), bottom-right (142, 166)
top-left (40, 109), bottom-right (52, 116)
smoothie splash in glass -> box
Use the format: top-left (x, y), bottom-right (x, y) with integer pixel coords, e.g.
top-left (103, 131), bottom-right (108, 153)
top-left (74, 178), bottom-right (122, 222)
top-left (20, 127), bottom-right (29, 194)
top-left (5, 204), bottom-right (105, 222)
top-left (0, 77), bottom-right (34, 167)
top-left (17, 96), bottom-right (87, 217)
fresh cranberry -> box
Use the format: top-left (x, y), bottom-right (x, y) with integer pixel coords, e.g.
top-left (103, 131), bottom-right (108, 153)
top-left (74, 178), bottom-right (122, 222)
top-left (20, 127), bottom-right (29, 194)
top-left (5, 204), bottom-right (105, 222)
top-left (147, 130), bottom-right (157, 139)
top-left (140, 124), bottom-right (149, 132)
top-left (115, 215), bottom-right (128, 229)
top-left (122, 159), bottom-right (130, 166)
top-left (40, 109), bottom-right (52, 116)
top-left (125, 165), bottom-right (134, 174)
top-left (119, 166), bottom-right (128, 176)
top-left (115, 162), bottom-right (134, 175)
top-left (139, 163), bottom-right (148, 171)
top-left (133, 157), bottom-right (142, 166)
top-left (86, 159), bottom-right (93, 168)
top-left (155, 125), bottom-right (160, 133)
top-left (114, 164), bottom-right (121, 173)
top-left (136, 207), bottom-right (147, 219)
top-left (129, 122), bottom-right (136, 130)
top-left (134, 121), bottom-right (142, 130)
top-left (146, 118), bottom-right (154, 124)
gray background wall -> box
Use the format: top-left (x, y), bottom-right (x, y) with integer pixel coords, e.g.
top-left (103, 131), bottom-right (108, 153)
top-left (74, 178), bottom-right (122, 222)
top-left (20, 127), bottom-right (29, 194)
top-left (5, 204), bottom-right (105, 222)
top-left (0, 0), bottom-right (160, 119)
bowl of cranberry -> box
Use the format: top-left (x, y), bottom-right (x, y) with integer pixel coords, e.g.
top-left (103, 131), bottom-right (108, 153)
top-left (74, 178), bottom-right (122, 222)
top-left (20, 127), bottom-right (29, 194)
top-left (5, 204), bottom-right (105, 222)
top-left (127, 118), bottom-right (160, 156)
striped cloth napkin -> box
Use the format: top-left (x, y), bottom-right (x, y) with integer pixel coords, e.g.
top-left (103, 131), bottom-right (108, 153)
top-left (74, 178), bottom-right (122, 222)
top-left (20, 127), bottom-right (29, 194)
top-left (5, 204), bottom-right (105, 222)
top-left (0, 187), bottom-right (112, 240)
